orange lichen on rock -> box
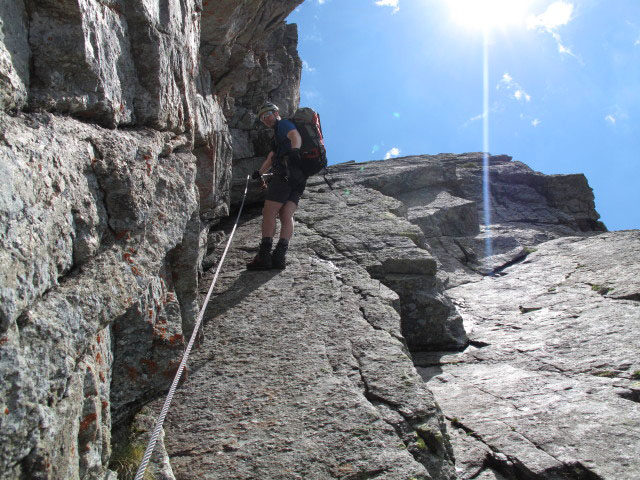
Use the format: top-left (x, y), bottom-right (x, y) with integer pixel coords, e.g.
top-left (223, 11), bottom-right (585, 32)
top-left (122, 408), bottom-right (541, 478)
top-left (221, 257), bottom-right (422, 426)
top-left (79, 413), bottom-right (98, 432)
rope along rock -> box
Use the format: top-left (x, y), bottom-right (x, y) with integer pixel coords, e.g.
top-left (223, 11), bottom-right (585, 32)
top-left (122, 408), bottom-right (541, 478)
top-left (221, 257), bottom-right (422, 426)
top-left (134, 175), bottom-right (251, 480)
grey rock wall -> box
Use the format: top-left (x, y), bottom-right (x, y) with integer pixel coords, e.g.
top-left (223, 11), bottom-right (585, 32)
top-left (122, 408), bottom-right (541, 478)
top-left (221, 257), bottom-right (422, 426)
top-left (0, 1), bottom-right (301, 479)
top-left (200, 0), bottom-right (303, 184)
top-left (168, 150), bottom-right (609, 478)
top-left (417, 231), bottom-right (640, 479)
top-left (0, 111), bottom-right (200, 479)
top-left (296, 153), bottom-right (604, 352)
top-left (0, 0), bottom-right (29, 110)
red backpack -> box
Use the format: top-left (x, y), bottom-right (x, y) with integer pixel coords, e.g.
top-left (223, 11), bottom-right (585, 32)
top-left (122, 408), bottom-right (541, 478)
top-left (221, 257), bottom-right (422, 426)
top-left (290, 107), bottom-right (328, 178)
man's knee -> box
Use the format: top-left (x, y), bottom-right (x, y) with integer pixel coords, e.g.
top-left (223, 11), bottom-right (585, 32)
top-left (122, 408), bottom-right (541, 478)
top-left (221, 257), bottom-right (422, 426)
top-left (279, 205), bottom-right (296, 222)
top-left (278, 211), bottom-right (292, 222)
top-left (263, 201), bottom-right (281, 218)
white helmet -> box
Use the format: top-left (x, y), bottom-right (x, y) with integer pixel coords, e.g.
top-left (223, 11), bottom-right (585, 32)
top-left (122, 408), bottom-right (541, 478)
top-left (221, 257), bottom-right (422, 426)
top-left (257, 101), bottom-right (279, 118)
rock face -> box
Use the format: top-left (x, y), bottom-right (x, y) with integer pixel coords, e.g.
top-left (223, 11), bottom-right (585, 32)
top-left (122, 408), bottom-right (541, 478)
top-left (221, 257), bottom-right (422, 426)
top-left (158, 211), bottom-right (457, 479)
top-left (165, 152), bottom-right (615, 479)
top-left (0, 1), bottom-right (301, 479)
top-left (416, 231), bottom-right (640, 480)
top-left (0, 0), bottom-right (29, 110)
top-left (309, 155), bottom-right (633, 479)
top-left (200, 0), bottom-right (304, 205)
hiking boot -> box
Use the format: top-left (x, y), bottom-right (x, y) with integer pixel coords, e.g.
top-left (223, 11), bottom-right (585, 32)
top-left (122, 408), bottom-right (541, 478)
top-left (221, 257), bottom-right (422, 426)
top-left (246, 251), bottom-right (272, 270)
top-left (246, 239), bottom-right (272, 270)
top-left (271, 241), bottom-right (288, 270)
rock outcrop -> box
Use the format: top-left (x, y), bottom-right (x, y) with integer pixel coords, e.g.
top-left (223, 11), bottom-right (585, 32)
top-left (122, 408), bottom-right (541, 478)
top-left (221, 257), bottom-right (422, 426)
top-left (0, 111), bottom-right (201, 479)
top-left (417, 231), bottom-right (640, 480)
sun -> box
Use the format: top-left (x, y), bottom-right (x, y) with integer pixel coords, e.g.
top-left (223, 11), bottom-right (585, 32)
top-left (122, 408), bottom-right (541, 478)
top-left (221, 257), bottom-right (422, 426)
top-left (446, 0), bottom-right (534, 30)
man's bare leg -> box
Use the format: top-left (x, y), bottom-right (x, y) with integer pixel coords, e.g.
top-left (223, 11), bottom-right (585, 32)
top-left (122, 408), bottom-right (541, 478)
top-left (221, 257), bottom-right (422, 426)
top-left (262, 200), bottom-right (284, 238)
top-left (278, 201), bottom-right (298, 240)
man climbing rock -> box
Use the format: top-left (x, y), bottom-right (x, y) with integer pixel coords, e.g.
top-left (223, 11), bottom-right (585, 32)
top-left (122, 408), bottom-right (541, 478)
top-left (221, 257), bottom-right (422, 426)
top-left (246, 101), bottom-right (305, 270)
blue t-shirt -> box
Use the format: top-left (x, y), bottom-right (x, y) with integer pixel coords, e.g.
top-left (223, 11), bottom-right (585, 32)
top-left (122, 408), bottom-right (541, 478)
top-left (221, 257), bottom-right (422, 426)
top-left (274, 119), bottom-right (297, 158)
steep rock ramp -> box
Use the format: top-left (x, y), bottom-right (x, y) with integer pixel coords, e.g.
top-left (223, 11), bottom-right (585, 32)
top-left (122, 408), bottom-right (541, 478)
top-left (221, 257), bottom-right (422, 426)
top-left (153, 198), bottom-right (457, 479)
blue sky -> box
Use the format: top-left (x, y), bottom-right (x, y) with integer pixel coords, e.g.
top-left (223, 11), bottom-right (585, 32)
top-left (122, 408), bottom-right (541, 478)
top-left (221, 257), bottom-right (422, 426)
top-left (287, 0), bottom-right (640, 231)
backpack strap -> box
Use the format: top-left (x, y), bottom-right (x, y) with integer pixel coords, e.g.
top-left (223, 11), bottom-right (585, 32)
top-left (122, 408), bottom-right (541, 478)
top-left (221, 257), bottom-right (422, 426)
top-left (321, 166), bottom-right (333, 190)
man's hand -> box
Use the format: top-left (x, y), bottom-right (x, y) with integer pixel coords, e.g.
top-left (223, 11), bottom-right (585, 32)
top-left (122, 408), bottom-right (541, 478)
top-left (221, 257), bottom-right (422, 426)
top-left (252, 170), bottom-right (267, 190)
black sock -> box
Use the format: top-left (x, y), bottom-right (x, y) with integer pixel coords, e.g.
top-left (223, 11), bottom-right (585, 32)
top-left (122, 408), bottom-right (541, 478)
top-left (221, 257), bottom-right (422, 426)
top-left (261, 237), bottom-right (273, 247)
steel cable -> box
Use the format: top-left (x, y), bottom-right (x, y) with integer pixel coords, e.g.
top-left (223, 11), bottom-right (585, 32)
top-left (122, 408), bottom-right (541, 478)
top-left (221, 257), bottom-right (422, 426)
top-left (134, 175), bottom-right (251, 480)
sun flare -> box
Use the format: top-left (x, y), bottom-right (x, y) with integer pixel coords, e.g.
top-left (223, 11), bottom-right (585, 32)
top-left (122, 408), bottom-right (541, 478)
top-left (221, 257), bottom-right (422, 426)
top-left (446, 0), bottom-right (534, 30)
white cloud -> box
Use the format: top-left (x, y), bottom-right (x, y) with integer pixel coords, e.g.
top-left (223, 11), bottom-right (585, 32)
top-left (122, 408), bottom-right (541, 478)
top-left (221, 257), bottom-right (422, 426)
top-left (527, 2), bottom-right (580, 61)
top-left (605, 105), bottom-right (630, 125)
top-left (498, 73), bottom-right (531, 102)
top-left (462, 103), bottom-right (506, 128)
top-left (520, 113), bottom-right (541, 127)
top-left (384, 147), bottom-right (401, 159)
top-left (304, 32), bottom-right (323, 43)
top-left (551, 32), bottom-right (579, 59)
top-left (318, 0), bottom-right (326, 4)
top-left (302, 60), bottom-right (316, 73)
top-left (462, 112), bottom-right (486, 128)
top-left (526, 1), bottom-right (574, 30)
top-left (374, 0), bottom-right (399, 14)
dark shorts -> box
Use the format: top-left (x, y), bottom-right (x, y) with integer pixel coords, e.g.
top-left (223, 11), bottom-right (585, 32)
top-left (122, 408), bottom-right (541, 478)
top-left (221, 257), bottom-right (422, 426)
top-left (265, 172), bottom-right (307, 205)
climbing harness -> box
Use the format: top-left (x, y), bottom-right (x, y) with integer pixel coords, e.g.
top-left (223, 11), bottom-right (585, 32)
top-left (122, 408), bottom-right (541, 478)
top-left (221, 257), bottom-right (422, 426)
top-left (134, 175), bottom-right (251, 480)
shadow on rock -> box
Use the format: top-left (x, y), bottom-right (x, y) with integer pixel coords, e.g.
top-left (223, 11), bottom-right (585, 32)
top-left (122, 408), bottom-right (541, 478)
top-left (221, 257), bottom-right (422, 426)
top-left (411, 351), bottom-right (449, 381)
top-left (202, 269), bottom-right (280, 321)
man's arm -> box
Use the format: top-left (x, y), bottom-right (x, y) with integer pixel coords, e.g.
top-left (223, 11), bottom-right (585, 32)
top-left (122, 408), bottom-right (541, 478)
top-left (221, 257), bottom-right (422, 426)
top-left (258, 151), bottom-right (274, 174)
top-left (287, 129), bottom-right (302, 149)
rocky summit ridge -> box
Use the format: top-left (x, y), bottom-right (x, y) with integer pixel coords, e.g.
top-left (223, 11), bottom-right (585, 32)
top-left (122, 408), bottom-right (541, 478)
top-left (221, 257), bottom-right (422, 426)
top-left (1, 1), bottom-right (639, 480)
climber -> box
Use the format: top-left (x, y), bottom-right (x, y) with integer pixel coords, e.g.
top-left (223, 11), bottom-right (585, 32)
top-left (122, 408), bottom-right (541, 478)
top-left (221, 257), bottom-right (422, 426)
top-left (246, 101), bottom-right (305, 270)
